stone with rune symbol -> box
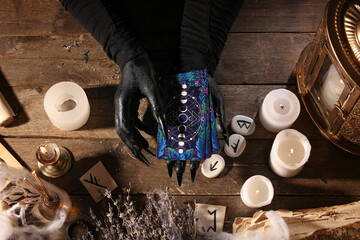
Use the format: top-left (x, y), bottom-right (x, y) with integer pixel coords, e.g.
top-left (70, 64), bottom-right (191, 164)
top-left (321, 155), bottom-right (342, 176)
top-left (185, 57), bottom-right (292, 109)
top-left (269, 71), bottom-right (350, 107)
top-left (194, 203), bottom-right (226, 236)
top-left (231, 115), bottom-right (255, 136)
top-left (224, 134), bottom-right (246, 158)
top-left (201, 154), bottom-right (225, 178)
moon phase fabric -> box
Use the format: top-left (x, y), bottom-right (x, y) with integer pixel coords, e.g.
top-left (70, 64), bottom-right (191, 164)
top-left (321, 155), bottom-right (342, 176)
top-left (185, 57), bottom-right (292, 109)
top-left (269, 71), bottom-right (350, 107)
top-left (157, 69), bottom-right (220, 161)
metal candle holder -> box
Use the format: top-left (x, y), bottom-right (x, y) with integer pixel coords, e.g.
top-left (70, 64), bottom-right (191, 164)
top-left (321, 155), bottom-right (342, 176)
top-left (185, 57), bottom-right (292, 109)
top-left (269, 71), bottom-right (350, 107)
top-left (296, 0), bottom-right (360, 155)
top-left (36, 141), bottom-right (72, 178)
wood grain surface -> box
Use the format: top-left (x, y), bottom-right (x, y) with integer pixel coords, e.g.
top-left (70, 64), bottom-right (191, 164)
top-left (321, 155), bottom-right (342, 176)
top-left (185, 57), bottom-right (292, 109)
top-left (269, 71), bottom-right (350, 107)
top-left (1, 0), bottom-right (359, 237)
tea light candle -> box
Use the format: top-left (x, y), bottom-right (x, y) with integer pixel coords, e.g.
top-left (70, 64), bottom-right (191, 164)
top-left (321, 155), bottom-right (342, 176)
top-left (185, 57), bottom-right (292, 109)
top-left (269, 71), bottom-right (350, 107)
top-left (259, 89), bottom-right (300, 133)
top-left (44, 81), bottom-right (90, 131)
top-left (39, 144), bottom-right (56, 162)
top-left (36, 141), bottom-right (72, 178)
top-left (240, 175), bottom-right (274, 208)
top-left (320, 64), bottom-right (345, 111)
top-left (269, 129), bottom-right (311, 177)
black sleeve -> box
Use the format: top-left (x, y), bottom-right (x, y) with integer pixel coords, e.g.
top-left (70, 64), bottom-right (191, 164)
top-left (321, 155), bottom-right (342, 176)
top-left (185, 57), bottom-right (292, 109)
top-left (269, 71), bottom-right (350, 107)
top-left (179, 0), bottom-right (242, 76)
top-left (58, 0), bottom-right (145, 70)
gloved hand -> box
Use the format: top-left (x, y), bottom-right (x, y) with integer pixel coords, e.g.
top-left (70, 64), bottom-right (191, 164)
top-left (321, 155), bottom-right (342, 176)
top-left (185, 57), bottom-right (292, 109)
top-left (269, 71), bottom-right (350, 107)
top-left (208, 74), bottom-right (228, 144)
top-left (114, 53), bottom-right (167, 165)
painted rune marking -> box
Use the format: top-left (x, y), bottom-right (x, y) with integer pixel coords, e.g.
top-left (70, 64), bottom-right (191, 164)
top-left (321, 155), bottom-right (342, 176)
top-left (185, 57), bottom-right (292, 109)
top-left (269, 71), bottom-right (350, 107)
top-left (210, 161), bottom-right (218, 171)
top-left (207, 210), bottom-right (217, 232)
top-left (237, 120), bottom-right (252, 129)
top-left (231, 138), bottom-right (240, 153)
top-left (84, 174), bottom-right (107, 188)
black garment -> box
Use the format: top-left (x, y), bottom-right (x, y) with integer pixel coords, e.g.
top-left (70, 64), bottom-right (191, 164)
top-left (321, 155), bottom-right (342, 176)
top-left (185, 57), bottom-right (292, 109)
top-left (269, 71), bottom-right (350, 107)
top-left (179, 0), bottom-right (243, 76)
top-left (59, 0), bottom-right (144, 70)
top-left (58, 0), bottom-right (242, 73)
top-left (58, 0), bottom-right (242, 182)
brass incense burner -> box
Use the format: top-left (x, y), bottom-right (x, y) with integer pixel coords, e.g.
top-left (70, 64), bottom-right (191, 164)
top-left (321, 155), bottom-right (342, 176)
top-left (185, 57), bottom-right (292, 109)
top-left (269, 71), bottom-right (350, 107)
top-left (296, 0), bottom-right (360, 155)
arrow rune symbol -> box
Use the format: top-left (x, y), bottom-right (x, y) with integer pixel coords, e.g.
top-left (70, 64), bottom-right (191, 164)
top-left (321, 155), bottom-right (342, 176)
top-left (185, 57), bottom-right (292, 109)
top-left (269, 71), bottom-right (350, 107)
top-left (210, 161), bottom-right (218, 171)
top-left (207, 210), bottom-right (217, 232)
top-left (230, 138), bottom-right (240, 153)
top-left (237, 120), bottom-right (252, 129)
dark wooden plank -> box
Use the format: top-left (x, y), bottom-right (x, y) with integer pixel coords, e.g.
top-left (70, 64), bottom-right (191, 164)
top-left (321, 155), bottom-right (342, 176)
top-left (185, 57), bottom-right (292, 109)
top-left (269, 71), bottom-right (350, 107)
top-left (0, 0), bottom-right (326, 36)
top-left (0, 0), bottom-right (85, 36)
top-left (45, 195), bottom-right (360, 239)
top-left (2, 136), bottom-right (360, 196)
top-left (0, 33), bottom-right (314, 86)
top-left (215, 33), bottom-right (314, 85)
top-left (0, 85), bottom-right (322, 139)
top-left (1, 58), bottom-right (120, 87)
top-left (232, 0), bottom-right (328, 33)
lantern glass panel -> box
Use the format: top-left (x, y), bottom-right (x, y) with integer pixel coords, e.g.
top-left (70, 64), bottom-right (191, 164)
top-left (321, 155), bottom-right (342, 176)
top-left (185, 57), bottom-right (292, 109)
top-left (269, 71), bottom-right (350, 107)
top-left (309, 56), bottom-right (345, 122)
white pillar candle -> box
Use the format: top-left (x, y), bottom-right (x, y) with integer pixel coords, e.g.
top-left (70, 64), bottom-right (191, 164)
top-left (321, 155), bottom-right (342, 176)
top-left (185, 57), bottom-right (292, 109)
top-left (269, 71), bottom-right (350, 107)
top-left (259, 89), bottom-right (300, 133)
top-left (240, 175), bottom-right (274, 208)
top-left (320, 64), bottom-right (345, 111)
top-left (44, 82), bottom-right (90, 131)
top-left (269, 129), bottom-right (311, 177)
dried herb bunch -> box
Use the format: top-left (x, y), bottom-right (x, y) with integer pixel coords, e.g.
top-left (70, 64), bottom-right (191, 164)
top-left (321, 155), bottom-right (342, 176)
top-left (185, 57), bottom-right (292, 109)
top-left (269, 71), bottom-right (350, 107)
top-left (89, 187), bottom-right (195, 240)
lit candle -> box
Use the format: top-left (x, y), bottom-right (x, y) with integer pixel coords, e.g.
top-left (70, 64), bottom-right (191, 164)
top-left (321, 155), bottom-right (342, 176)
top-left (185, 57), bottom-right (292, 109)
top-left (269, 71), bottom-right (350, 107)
top-left (269, 129), bottom-right (311, 177)
top-left (39, 144), bottom-right (56, 162)
top-left (240, 175), bottom-right (274, 208)
top-left (320, 64), bottom-right (345, 111)
top-left (259, 89), bottom-right (300, 133)
top-left (44, 81), bottom-right (90, 131)
top-left (36, 141), bottom-right (72, 178)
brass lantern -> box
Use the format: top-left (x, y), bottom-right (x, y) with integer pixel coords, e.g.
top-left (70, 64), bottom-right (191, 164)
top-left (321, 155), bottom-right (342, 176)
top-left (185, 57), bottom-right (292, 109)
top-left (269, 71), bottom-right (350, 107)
top-left (296, 0), bottom-right (360, 155)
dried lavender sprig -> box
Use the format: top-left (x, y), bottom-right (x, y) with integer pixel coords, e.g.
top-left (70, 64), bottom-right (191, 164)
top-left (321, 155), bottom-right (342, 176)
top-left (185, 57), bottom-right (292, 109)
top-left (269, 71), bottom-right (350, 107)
top-left (88, 186), bottom-right (195, 240)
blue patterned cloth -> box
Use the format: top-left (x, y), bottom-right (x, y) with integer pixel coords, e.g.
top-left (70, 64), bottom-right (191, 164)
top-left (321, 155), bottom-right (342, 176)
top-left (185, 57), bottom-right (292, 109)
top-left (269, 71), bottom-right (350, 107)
top-left (157, 69), bottom-right (220, 161)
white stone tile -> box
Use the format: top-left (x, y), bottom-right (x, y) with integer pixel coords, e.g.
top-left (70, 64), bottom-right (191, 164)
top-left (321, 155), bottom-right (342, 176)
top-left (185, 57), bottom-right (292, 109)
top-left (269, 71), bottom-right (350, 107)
top-left (231, 115), bottom-right (255, 136)
top-left (224, 134), bottom-right (246, 158)
top-left (201, 154), bottom-right (225, 178)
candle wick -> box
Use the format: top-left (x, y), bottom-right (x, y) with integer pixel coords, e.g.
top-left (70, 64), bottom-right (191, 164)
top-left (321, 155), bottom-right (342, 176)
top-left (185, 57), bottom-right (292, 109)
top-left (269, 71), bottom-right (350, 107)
top-left (280, 104), bottom-right (284, 109)
top-left (288, 148), bottom-right (294, 157)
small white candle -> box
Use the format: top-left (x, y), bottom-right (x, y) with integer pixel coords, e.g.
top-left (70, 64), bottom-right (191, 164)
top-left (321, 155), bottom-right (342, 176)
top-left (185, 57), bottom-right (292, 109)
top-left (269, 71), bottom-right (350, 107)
top-left (259, 89), bottom-right (300, 133)
top-left (44, 82), bottom-right (90, 131)
top-left (39, 144), bottom-right (56, 161)
top-left (240, 175), bottom-right (274, 208)
top-left (269, 129), bottom-right (311, 177)
top-left (320, 64), bottom-right (345, 111)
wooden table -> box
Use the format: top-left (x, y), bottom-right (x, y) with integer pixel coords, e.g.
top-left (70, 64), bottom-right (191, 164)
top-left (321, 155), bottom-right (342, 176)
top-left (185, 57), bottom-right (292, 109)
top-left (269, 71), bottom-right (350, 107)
top-left (1, 0), bottom-right (360, 238)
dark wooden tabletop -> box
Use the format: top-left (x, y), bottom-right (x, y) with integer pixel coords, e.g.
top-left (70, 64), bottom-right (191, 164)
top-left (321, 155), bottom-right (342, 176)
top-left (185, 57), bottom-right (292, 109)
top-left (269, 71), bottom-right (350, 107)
top-left (1, 0), bottom-right (360, 238)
